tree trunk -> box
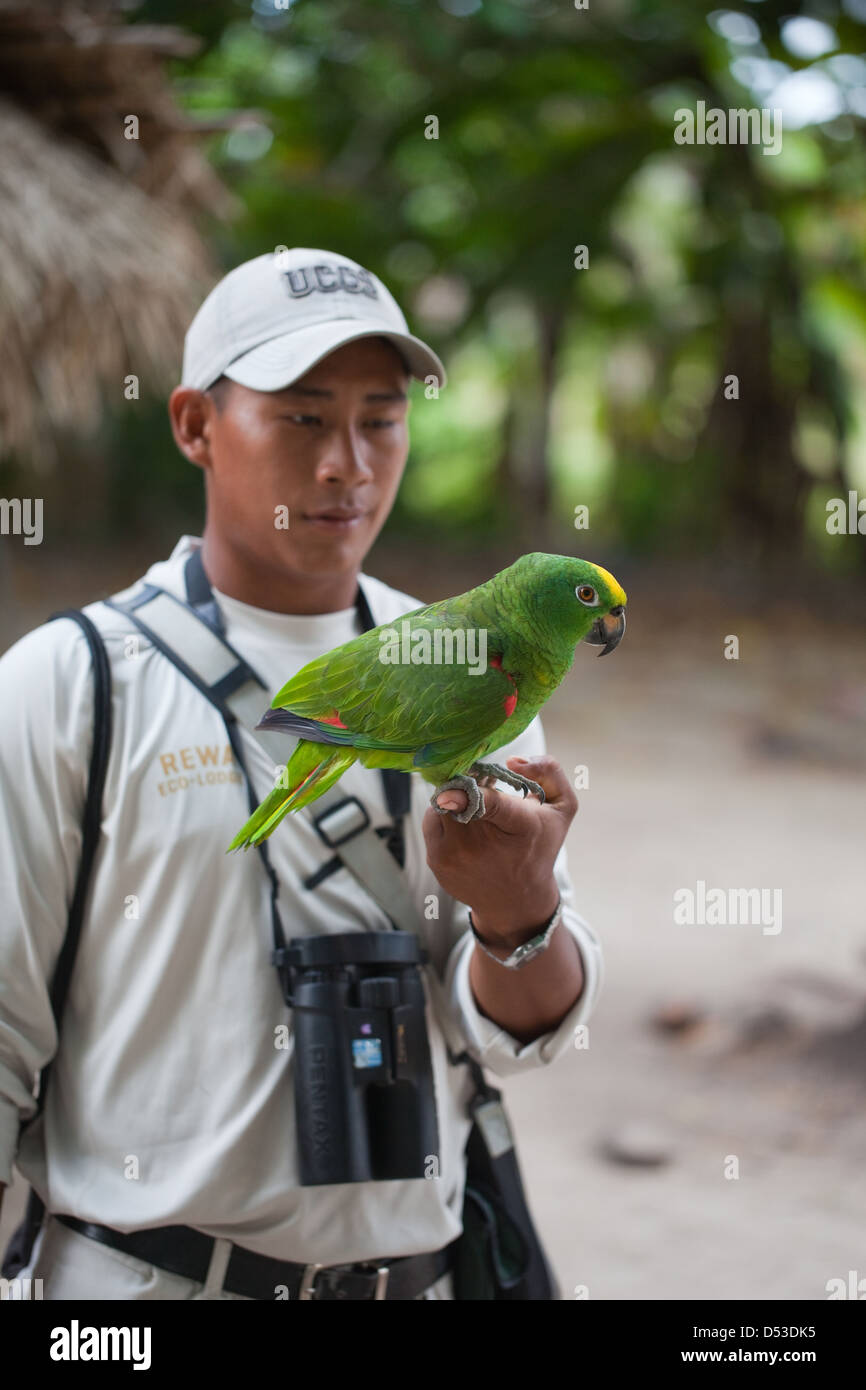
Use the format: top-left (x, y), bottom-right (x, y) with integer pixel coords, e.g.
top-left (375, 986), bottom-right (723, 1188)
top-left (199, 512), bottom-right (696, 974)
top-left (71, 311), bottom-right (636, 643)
top-left (515, 302), bottom-right (565, 549)
top-left (698, 308), bottom-right (808, 565)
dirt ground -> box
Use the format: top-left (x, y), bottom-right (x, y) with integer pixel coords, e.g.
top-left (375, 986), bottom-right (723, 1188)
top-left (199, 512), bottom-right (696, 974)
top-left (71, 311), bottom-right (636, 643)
top-left (2, 547), bottom-right (865, 1300)
top-left (506, 594), bottom-right (866, 1301)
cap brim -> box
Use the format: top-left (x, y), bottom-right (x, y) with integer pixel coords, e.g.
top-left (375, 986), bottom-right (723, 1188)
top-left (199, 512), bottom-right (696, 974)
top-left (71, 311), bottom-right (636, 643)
top-left (221, 320), bottom-right (446, 391)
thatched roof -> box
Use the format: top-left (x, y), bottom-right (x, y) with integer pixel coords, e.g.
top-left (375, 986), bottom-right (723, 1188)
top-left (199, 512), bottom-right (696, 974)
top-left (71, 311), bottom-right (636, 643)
top-left (0, 0), bottom-right (241, 466)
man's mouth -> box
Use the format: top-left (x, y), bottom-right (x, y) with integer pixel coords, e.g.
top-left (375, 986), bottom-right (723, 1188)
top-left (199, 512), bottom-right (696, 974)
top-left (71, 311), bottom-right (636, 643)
top-left (301, 507), bottom-right (369, 531)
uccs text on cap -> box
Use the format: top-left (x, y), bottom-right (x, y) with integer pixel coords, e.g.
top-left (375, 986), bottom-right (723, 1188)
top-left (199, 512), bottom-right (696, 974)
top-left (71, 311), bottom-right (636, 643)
top-left (181, 247), bottom-right (447, 394)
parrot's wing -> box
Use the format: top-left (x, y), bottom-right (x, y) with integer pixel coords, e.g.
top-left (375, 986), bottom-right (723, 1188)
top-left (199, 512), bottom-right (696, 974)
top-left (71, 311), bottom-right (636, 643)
top-left (269, 601), bottom-right (519, 756)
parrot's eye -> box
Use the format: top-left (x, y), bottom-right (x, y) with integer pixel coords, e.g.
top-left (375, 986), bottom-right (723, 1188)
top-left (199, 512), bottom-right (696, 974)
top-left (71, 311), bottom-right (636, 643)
top-left (575, 584), bottom-right (600, 607)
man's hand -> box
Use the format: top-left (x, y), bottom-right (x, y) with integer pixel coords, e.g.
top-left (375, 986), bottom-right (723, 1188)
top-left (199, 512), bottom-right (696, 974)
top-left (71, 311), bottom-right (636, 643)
top-left (423, 755), bottom-right (585, 1045)
top-left (424, 755), bottom-right (577, 946)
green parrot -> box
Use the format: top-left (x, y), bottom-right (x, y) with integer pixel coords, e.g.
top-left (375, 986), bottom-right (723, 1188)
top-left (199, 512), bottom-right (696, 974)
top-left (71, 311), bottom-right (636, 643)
top-left (227, 553), bottom-right (626, 851)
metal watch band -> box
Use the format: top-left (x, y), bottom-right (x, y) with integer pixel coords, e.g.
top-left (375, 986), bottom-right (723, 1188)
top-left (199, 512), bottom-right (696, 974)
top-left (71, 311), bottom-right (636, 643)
top-left (468, 897), bottom-right (563, 970)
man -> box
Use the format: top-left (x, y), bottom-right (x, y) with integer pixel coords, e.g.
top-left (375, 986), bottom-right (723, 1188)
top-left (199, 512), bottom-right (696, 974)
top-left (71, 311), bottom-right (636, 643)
top-left (0, 248), bottom-right (602, 1300)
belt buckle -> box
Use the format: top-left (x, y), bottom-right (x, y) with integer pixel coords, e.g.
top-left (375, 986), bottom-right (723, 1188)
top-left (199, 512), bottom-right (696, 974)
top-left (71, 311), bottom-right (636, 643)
top-left (298, 1261), bottom-right (390, 1300)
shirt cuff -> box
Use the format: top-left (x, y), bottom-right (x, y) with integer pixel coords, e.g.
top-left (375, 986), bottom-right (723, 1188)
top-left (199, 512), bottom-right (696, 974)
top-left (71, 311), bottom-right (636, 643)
top-left (442, 904), bottom-right (604, 1078)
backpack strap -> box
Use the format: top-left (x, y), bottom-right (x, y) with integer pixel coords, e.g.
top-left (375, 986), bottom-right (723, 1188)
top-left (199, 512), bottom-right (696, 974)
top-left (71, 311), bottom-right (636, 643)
top-left (1, 608), bottom-right (112, 1279)
top-left (45, 611), bottom-right (114, 1036)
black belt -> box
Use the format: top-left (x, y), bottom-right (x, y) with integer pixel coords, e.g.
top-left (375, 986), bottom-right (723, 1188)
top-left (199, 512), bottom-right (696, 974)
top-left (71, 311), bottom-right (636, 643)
top-left (54, 1214), bottom-right (457, 1300)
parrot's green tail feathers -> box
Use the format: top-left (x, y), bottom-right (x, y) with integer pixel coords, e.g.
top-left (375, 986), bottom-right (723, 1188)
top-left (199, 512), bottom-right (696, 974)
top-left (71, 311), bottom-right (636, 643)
top-left (226, 742), bottom-right (357, 851)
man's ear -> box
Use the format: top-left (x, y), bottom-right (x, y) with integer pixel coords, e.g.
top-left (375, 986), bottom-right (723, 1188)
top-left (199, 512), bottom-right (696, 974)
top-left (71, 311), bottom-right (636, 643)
top-left (168, 387), bottom-right (217, 471)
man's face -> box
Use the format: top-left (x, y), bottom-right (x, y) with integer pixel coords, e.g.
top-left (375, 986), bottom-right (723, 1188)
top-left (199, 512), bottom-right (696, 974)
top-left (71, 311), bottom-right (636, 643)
top-left (176, 337), bottom-right (411, 592)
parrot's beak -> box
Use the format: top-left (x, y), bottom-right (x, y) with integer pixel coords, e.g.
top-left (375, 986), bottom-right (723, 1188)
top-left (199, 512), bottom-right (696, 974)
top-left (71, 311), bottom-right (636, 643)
top-left (585, 605), bottom-right (626, 657)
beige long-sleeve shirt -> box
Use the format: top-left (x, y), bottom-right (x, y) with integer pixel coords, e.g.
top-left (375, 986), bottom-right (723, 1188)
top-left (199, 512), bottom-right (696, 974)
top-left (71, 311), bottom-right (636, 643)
top-left (0, 534), bottom-right (603, 1264)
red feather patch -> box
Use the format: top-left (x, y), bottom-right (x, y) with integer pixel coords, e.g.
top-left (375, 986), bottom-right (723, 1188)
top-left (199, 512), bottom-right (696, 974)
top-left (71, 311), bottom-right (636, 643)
top-left (491, 654), bottom-right (518, 717)
top-left (318, 712), bottom-right (348, 729)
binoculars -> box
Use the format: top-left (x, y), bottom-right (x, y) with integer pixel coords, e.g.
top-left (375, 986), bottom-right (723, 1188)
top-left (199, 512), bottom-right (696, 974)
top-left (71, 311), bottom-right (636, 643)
top-left (285, 931), bottom-right (440, 1186)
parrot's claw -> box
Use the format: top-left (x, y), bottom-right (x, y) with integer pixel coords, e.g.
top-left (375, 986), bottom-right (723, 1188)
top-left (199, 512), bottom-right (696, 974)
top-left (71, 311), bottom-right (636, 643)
top-left (468, 762), bottom-right (545, 805)
top-left (431, 775), bottom-right (486, 823)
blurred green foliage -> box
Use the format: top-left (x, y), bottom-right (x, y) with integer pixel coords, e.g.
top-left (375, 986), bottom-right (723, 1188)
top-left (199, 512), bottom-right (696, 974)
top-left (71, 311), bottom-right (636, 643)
top-left (31, 1), bottom-right (866, 568)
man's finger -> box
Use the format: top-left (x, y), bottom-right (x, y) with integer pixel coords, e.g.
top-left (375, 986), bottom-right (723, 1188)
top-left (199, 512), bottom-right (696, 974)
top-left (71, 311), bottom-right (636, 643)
top-left (427, 755), bottom-right (576, 833)
top-left (505, 755), bottom-right (578, 819)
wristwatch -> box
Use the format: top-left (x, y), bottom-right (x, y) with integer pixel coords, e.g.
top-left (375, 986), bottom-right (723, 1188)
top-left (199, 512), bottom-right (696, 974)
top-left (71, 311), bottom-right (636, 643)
top-left (468, 896), bottom-right (562, 970)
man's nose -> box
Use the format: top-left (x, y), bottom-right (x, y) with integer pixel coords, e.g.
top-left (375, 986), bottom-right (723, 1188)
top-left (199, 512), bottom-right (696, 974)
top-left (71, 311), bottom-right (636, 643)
top-left (315, 426), bottom-right (374, 485)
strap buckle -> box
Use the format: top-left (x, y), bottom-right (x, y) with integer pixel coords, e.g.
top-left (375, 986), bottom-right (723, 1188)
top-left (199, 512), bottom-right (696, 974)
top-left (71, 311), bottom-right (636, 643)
top-left (298, 1261), bottom-right (390, 1300)
top-left (311, 796), bottom-right (371, 849)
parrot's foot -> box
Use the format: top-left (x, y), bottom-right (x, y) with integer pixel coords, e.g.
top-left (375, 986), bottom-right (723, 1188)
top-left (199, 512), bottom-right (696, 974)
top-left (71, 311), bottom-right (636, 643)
top-left (431, 775), bottom-right (485, 823)
top-left (468, 761), bottom-right (545, 805)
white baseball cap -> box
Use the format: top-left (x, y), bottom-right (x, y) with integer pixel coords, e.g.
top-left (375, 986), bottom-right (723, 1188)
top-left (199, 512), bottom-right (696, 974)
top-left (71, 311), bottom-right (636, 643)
top-left (181, 247), bottom-right (447, 392)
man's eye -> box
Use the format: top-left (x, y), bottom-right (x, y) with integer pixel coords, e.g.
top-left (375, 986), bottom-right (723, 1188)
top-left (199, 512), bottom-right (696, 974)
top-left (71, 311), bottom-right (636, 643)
top-left (281, 414), bottom-right (321, 426)
top-left (366, 419), bottom-right (398, 429)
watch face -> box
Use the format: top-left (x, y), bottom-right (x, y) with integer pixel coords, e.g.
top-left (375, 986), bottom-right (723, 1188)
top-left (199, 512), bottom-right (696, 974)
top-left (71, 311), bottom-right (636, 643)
top-left (511, 944), bottom-right (542, 967)
top-left (472, 905), bottom-right (561, 967)
top-left (508, 918), bottom-right (559, 967)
